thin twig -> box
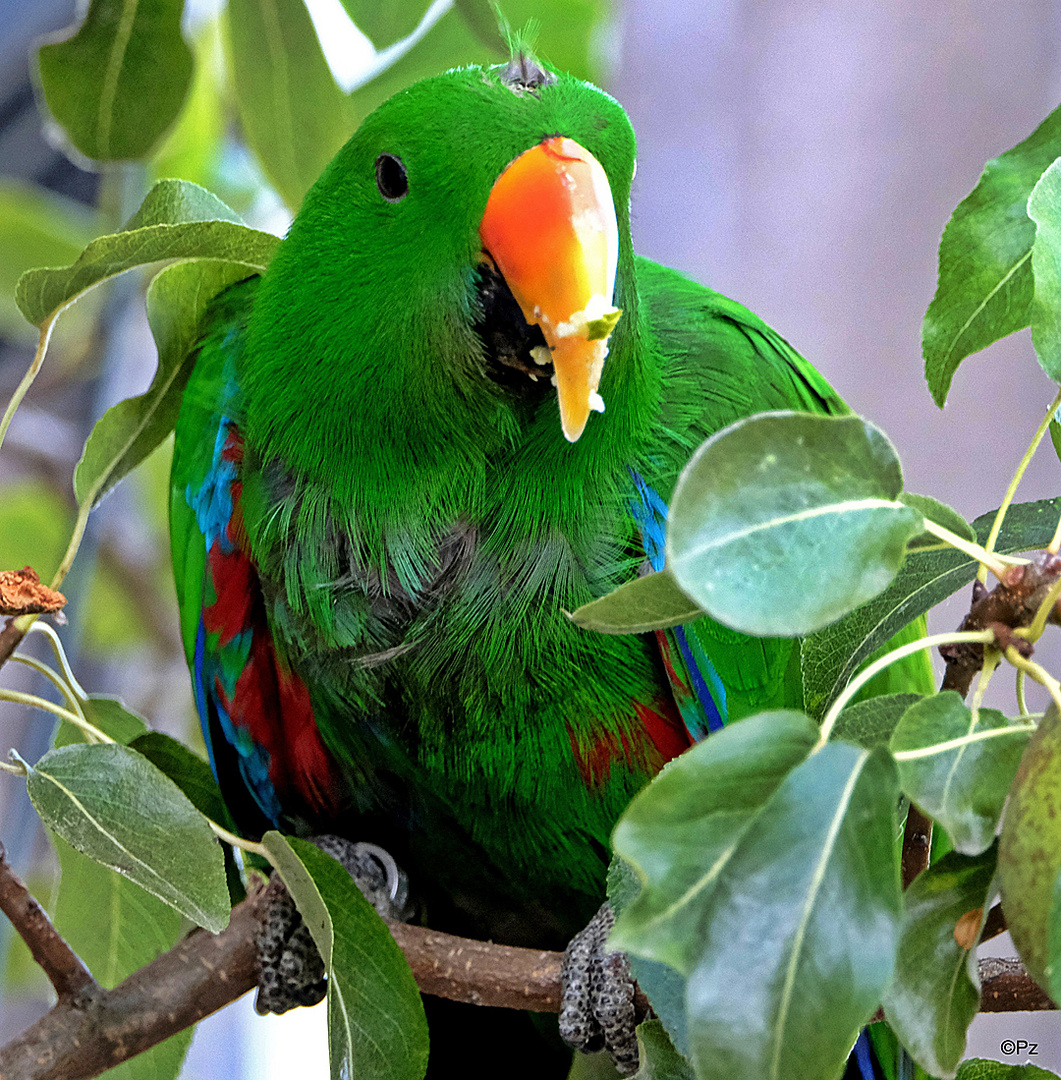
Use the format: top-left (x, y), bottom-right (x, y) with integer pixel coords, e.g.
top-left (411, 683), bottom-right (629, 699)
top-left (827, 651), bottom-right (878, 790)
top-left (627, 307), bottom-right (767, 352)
top-left (0, 842), bottom-right (96, 1001)
top-left (980, 903), bottom-right (1007, 944)
top-left (900, 805), bottom-right (933, 890)
top-left (979, 385), bottom-right (1061, 582)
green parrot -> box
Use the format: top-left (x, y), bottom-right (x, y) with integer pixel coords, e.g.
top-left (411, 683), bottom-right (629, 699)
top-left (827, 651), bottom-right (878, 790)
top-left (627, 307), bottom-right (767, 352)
top-left (169, 52), bottom-right (930, 1077)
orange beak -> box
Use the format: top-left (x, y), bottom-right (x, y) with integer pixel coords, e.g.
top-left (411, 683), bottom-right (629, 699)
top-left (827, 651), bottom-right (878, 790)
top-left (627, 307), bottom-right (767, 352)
top-left (479, 137), bottom-right (622, 442)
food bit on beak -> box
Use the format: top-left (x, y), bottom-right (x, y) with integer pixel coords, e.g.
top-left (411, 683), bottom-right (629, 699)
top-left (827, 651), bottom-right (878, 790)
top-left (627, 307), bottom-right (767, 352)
top-left (480, 137), bottom-right (621, 441)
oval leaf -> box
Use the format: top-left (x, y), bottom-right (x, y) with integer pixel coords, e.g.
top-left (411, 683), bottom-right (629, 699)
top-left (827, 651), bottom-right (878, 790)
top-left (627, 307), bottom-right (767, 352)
top-left (633, 1020), bottom-right (695, 1080)
top-left (666, 412), bottom-right (921, 637)
top-left (0, 182), bottom-right (98, 341)
top-left (56, 694), bottom-right (148, 748)
top-left (901, 492), bottom-right (976, 549)
top-left (52, 834), bottom-right (193, 1080)
top-left (36, 0), bottom-right (194, 161)
top-left (891, 691), bottom-right (1032, 855)
top-left (129, 732), bottom-right (228, 824)
top-left (882, 846), bottom-right (997, 1079)
top-left (571, 568), bottom-right (703, 635)
top-left (956, 1061), bottom-right (1059, 1080)
top-left (341, 0), bottom-right (431, 48)
top-left (831, 692), bottom-right (925, 749)
top-left (1029, 157), bottom-right (1061, 383)
top-left (262, 833), bottom-right (429, 1080)
top-left (225, 0), bottom-right (356, 211)
top-left (1048, 868), bottom-right (1061, 1006)
top-left (74, 259), bottom-right (252, 508)
top-left (609, 853), bottom-right (690, 1061)
top-left (25, 742), bottom-right (229, 932)
top-left (683, 742), bottom-right (901, 1080)
top-left (999, 703), bottom-right (1061, 989)
top-left (923, 103), bottom-right (1061, 406)
top-left (610, 710), bottom-right (819, 974)
top-left (802, 496), bottom-right (1061, 719)
top-left (16, 179), bottom-right (277, 328)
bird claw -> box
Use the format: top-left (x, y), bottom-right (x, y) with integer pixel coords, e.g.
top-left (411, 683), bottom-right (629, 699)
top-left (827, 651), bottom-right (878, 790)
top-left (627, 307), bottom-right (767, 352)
top-left (255, 835), bottom-right (412, 1015)
top-left (559, 902), bottom-right (641, 1075)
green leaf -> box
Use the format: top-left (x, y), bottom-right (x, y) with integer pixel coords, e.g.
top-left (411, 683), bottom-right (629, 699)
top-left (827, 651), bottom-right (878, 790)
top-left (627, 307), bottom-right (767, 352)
top-left (52, 834), bottom-right (193, 1080)
top-left (610, 710), bottom-right (820, 974)
top-left (666, 412), bottom-right (921, 637)
top-left (150, 21), bottom-right (226, 188)
top-left (25, 743), bottom-right (229, 932)
top-left (830, 692), bottom-right (925, 749)
top-left (608, 857), bottom-right (690, 1061)
top-left (261, 833), bottom-right (429, 1080)
top-left (891, 692), bottom-right (1032, 854)
top-left (36, 0), bottom-right (194, 162)
top-left (570, 569), bottom-right (702, 634)
top-left (882, 846), bottom-right (997, 1079)
top-left (129, 732), bottom-right (227, 824)
top-left (224, 0), bottom-right (356, 211)
top-left (0, 182), bottom-right (98, 341)
top-left (1029, 157), bottom-right (1061, 382)
top-left (453, 0), bottom-right (506, 50)
top-left (61, 696), bottom-right (149, 747)
top-left (632, 1020), bottom-right (695, 1080)
top-left (999, 703), bottom-right (1061, 989)
top-left (923, 103), bottom-right (1061, 406)
top-left (802, 496), bottom-right (1061, 719)
top-left (74, 259), bottom-right (251, 508)
top-left (341, 0), bottom-right (430, 47)
top-left (901, 492), bottom-right (976, 549)
top-left (955, 1061), bottom-right (1060, 1080)
top-left (16, 179), bottom-right (277, 327)
top-left (1050, 418), bottom-right (1061, 465)
top-left (682, 743), bottom-right (901, 1080)
top-left (1048, 867), bottom-right (1061, 1005)
top-left (346, 6), bottom-right (488, 125)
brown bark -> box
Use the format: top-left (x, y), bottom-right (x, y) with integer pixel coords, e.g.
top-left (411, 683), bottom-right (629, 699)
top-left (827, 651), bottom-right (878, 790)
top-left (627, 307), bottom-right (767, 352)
top-left (0, 845), bottom-right (94, 1002)
top-left (1, 873), bottom-right (1054, 1080)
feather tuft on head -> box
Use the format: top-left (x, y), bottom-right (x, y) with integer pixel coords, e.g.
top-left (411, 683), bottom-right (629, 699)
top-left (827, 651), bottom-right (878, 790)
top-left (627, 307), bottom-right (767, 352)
top-left (497, 17), bottom-right (554, 92)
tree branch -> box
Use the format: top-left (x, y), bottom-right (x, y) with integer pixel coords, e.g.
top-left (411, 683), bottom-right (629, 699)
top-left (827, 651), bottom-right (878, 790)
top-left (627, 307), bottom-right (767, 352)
top-left (0, 842), bottom-right (95, 1002)
top-left (900, 804), bottom-right (933, 890)
top-left (980, 958), bottom-right (1056, 1012)
top-left (1, 871), bottom-right (1055, 1080)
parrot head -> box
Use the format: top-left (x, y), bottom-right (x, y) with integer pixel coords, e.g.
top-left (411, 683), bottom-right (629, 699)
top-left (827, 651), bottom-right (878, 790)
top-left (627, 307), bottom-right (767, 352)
top-left (242, 55), bottom-right (642, 473)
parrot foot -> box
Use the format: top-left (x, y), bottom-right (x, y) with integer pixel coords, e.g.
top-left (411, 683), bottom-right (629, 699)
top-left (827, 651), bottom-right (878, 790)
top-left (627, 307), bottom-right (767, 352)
top-left (559, 902), bottom-right (641, 1075)
top-left (255, 835), bottom-right (411, 1015)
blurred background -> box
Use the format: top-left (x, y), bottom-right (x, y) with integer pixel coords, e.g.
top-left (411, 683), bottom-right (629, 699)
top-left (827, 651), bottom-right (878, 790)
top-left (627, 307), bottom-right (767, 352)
top-left (1, 0), bottom-right (1059, 1075)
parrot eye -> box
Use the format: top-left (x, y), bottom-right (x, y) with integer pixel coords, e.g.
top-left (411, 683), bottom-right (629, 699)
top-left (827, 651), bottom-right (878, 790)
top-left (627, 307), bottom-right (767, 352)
top-left (375, 154), bottom-right (408, 202)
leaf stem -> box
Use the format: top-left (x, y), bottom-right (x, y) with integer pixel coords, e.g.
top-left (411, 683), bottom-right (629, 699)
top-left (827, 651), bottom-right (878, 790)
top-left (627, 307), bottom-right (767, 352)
top-left (920, 520), bottom-right (1025, 579)
top-left (9, 654), bottom-right (86, 721)
top-left (968, 649), bottom-right (999, 724)
top-left (0, 689), bottom-right (112, 744)
top-left (27, 623), bottom-right (89, 701)
top-left (48, 502), bottom-right (93, 593)
top-left (0, 315), bottom-right (57, 459)
top-left (1049, 515), bottom-right (1061, 556)
top-left (818, 629), bottom-right (995, 746)
top-left (979, 385), bottom-right (1061, 582)
top-left (0, 758), bottom-right (26, 775)
top-left (1004, 645), bottom-right (1061, 715)
top-left (892, 722), bottom-right (1036, 761)
top-left (1016, 669), bottom-right (1029, 716)
top-left (207, 821), bottom-right (267, 859)
top-left (1015, 571), bottom-right (1061, 645)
